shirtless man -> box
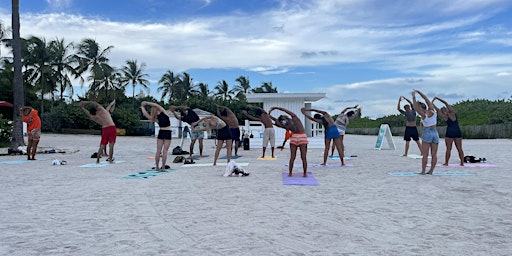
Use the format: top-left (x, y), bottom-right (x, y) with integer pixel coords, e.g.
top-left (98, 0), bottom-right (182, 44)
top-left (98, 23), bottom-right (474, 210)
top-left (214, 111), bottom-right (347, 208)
top-left (242, 105), bottom-right (276, 158)
top-left (80, 101), bottom-right (116, 163)
top-left (216, 104), bottom-right (241, 156)
top-left (269, 107), bottom-right (308, 177)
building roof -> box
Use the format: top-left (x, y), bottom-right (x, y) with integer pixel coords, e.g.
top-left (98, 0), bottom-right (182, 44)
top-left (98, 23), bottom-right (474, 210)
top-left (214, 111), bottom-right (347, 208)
top-left (246, 93), bottom-right (325, 103)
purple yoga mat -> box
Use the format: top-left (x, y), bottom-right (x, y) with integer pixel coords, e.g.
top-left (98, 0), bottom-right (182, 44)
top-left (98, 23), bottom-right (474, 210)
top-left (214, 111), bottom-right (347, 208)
top-left (282, 172), bottom-right (319, 186)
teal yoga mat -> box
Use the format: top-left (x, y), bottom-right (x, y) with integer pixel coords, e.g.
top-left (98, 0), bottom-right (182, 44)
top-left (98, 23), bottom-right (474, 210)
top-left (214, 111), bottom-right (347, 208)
top-left (219, 155), bottom-right (242, 160)
top-left (122, 170), bottom-right (173, 179)
top-left (79, 160), bottom-right (125, 168)
top-left (387, 171), bottom-right (476, 177)
top-left (0, 158), bottom-right (49, 165)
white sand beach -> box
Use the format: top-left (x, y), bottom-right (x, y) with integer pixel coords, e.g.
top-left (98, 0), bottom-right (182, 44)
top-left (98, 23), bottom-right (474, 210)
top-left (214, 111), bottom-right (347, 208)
top-left (1, 133), bottom-right (511, 255)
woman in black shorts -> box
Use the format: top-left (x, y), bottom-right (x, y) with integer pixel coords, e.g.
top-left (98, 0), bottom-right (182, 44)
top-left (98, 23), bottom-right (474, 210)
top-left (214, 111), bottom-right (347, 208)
top-left (141, 101), bottom-right (172, 171)
top-left (192, 115), bottom-right (232, 166)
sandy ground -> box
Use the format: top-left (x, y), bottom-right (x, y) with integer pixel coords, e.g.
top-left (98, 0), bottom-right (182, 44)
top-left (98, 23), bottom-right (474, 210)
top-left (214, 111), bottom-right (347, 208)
top-left (0, 133), bottom-right (511, 256)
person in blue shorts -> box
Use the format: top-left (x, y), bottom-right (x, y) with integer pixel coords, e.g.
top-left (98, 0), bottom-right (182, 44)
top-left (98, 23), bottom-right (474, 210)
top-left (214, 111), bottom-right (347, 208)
top-left (301, 108), bottom-right (345, 166)
top-left (412, 90), bottom-right (439, 175)
top-left (170, 106), bottom-right (204, 158)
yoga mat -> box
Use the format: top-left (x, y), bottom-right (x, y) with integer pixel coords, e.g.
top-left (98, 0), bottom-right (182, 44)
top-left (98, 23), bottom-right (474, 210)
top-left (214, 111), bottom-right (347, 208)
top-left (122, 170), bottom-right (173, 179)
top-left (282, 172), bottom-right (318, 186)
top-left (257, 156), bottom-right (277, 160)
top-left (387, 171), bottom-right (476, 177)
top-left (79, 160), bottom-right (124, 168)
top-left (328, 155), bottom-right (354, 160)
top-left (429, 163), bottom-right (496, 168)
top-left (285, 163), bottom-right (353, 168)
top-left (0, 160), bottom-right (29, 165)
top-left (406, 154), bottom-right (431, 159)
top-left (181, 162), bottom-right (249, 167)
top-left (219, 155), bottom-right (242, 160)
top-left (0, 158), bottom-right (50, 165)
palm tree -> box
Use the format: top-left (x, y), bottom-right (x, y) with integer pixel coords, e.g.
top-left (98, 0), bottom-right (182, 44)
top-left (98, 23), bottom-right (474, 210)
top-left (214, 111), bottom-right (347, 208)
top-left (121, 59), bottom-right (149, 107)
top-left (252, 81), bottom-right (278, 93)
top-left (234, 75), bottom-right (251, 94)
top-left (24, 36), bottom-right (53, 115)
top-left (95, 65), bottom-right (117, 100)
top-left (48, 38), bottom-right (75, 101)
top-left (195, 82), bottom-right (211, 100)
top-left (175, 72), bottom-right (197, 102)
top-left (157, 69), bottom-right (179, 102)
top-left (73, 38), bottom-right (114, 99)
top-left (233, 75), bottom-right (251, 101)
top-left (214, 80), bottom-right (234, 101)
top-left (10, 0), bottom-right (25, 150)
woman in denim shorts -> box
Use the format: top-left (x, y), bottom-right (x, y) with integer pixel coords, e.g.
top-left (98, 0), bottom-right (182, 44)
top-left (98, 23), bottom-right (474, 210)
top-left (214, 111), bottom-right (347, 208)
top-left (412, 90), bottom-right (439, 175)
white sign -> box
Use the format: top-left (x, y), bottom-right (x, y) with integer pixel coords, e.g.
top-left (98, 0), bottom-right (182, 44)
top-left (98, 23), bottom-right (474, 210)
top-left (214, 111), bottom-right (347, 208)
top-left (374, 124), bottom-right (396, 150)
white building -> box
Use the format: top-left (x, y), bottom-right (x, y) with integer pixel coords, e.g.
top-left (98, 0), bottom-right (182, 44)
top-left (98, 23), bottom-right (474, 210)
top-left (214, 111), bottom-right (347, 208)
top-left (245, 92), bottom-right (326, 139)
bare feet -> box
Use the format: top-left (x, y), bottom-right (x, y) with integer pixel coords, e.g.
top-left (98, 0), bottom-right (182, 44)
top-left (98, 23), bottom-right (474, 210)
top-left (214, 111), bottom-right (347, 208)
top-left (288, 171), bottom-right (293, 177)
top-left (303, 172), bottom-right (308, 177)
top-left (442, 163), bottom-right (448, 166)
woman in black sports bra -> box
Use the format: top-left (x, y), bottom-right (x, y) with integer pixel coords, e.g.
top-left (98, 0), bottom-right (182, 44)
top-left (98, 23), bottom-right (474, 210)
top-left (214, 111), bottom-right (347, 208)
top-left (141, 101), bottom-right (172, 171)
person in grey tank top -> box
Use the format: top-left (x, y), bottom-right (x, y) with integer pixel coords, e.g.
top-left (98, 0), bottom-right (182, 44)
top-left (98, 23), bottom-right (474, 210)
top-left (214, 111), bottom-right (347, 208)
top-left (397, 96), bottom-right (422, 156)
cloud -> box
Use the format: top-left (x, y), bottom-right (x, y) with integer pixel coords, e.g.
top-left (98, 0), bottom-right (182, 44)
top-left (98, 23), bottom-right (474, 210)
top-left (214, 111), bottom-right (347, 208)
top-left (1, 0), bottom-right (511, 117)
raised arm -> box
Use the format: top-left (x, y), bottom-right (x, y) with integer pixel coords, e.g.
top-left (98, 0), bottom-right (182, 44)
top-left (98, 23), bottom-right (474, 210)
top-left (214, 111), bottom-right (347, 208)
top-left (397, 96), bottom-right (403, 112)
top-left (168, 105), bottom-right (182, 120)
top-left (301, 108), bottom-right (319, 123)
top-left (411, 91), bottom-right (425, 118)
top-left (414, 90), bottom-right (434, 110)
top-left (269, 106), bottom-right (297, 118)
top-left (79, 101), bottom-right (95, 119)
top-left (106, 100), bottom-right (116, 113)
top-left (192, 115), bottom-right (215, 127)
top-left (242, 110), bottom-right (260, 121)
top-left (140, 102), bottom-right (152, 120)
top-left (142, 101), bottom-right (165, 112)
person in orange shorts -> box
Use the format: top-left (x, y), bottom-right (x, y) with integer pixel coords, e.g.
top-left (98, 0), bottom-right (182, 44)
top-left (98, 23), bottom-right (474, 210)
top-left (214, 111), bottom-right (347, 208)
top-left (20, 106), bottom-right (41, 160)
top-left (269, 107), bottom-right (308, 177)
top-left (277, 130), bottom-right (292, 151)
top-left (80, 101), bottom-right (117, 163)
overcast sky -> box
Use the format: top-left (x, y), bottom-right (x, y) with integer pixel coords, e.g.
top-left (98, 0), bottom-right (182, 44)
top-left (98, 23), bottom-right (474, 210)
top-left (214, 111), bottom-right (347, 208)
top-left (1, 0), bottom-right (511, 118)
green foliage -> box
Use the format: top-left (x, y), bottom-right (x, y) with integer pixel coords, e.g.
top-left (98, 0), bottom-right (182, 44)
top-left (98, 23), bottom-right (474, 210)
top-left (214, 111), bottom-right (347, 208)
top-left (0, 114), bottom-right (13, 147)
top-left (349, 98), bottom-right (512, 128)
top-left (111, 107), bottom-right (141, 134)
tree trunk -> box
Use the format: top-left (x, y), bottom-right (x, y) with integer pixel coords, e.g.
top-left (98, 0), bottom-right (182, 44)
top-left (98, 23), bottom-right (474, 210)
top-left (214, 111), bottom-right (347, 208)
top-left (10, 0), bottom-right (25, 150)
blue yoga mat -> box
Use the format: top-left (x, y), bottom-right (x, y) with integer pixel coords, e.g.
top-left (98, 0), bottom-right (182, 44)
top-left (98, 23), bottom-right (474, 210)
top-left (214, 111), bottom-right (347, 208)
top-left (219, 155), bottom-right (242, 160)
top-left (387, 171), bottom-right (476, 177)
top-left (79, 160), bottom-right (125, 168)
top-left (0, 158), bottom-right (50, 165)
top-left (327, 156), bottom-right (354, 160)
top-left (122, 170), bottom-right (173, 179)
top-left (282, 172), bottom-right (318, 186)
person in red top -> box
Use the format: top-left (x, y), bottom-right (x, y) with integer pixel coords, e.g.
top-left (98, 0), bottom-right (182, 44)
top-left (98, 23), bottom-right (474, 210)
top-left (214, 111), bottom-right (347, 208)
top-left (20, 106), bottom-right (41, 160)
top-left (80, 101), bottom-right (117, 163)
